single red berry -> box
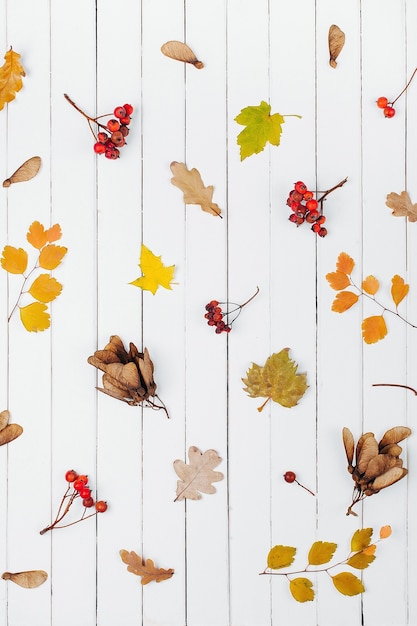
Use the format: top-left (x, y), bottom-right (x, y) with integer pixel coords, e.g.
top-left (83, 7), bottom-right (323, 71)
top-left (288, 214), bottom-right (299, 224)
top-left (78, 474), bottom-right (88, 484)
top-left (305, 210), bottom-right (320, 223)
top-left (119, 115), bottom-right (131, 125)
top-left (318, 227), bottom-right (328, 237)
top-left (306, 198), bottom-right (318, 211)
top-left (73, 479), bottom-right (85, 492)
top-left (207, 319), bottom-right (216, 326)
top-left (213, 313), bottom-right (222, 322)
top-left (105, 148), bottom-right (120, 160)
top-left (376, 96), bottom-right (388, 109)
top-left (216, 320), bottom-right (226, 329)
top-left (316, 215), bottom-right (326, 225)
top-left (97, 131), bottom-right (108, 142)
top-left (209, 300), bottom-right (219, 307)
top-left (123, 103), bottom-right (134, 115)
top-left (224, 326), bottom-right (232, 333)
top-left (110, 131), bottom-right (125, 147)
top-left (312, 223), bottom-right (321, 233)
top-left (119, 124), bottom-right (129, 137)
top-left (65, 470), bottom-right (78, 483)
top-left (290, 200), bottom-right (300, 211)
top-left (295, 216), bottom-right (304, 225)
top-left (294, 181), bottom-right (307, 194)
top-left (384, 106), bottom-right (396, 118)
top-left (284, 471), bottom-right (296, 483)
top-left (289, 190), bottom-right (304, 202)
top-left (95, 500), bottom-right (108, 513)
top-left (295, 206), bottom-right (307, 218)
top-left (79, 487), bottom-right (92, 499)
top-left (107, 119), bottom-right (120, 132)
top-left (114, 106), bottom-right (127, 119)
top-left (303, 190), bottom-right (314, 201)
top-left (83, 497), bottom-right (95, 508)
top-left (93, 142), bottom-right (106, 154)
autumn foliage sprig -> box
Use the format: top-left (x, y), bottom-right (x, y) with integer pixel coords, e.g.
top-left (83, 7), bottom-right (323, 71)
top-left (1, 221), bottom-right (67, 332)
top-left (326, 252), bottom-right (412, 344)
top-left (261, 526), bottom-right (392, 602)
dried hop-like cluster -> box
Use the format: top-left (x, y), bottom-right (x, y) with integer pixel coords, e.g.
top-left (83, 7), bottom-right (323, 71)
top-left (343, 426), bottom-right (411, 516)
top-left (87, 335), bottom-right (168, 417)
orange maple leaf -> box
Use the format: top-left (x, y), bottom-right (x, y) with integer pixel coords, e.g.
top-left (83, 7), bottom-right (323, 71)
top-left (331, 291), bottom-right (359, 313)
top-left (38, 244), bottom-right (67, 270)
top-left (361, 275), bottom-right (379, 296)
top-left (19, 302), bottom-right (50, 332)
top-left (0, 48), bottom-right (25, 110)
top-left (391, 275), bottom-right (409, 307)
top-left (336, 252), bottom-right (354, 275)
top-left (0, 246), bottom-right (28, 274)
top-left (326, 270), bottom-right (350, 290)
top-left (362, 315), bottom-right (387, 344)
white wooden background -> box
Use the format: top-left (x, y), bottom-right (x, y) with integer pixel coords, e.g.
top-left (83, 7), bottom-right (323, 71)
top-left (0, 1), bottom-right (416, 625)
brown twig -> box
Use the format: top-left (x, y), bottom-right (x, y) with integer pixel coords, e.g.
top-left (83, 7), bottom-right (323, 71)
top-left (372, 383), bottom-right (417, 395)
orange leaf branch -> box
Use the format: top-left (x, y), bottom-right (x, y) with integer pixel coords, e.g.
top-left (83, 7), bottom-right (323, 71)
top-left (349, 277), bottom-right (416, 329)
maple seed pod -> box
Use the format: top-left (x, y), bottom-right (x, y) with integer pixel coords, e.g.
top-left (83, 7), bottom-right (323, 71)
top-left (161, 40), bottom-right (204, 69)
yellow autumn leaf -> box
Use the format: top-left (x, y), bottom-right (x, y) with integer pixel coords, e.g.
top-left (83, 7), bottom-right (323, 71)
top-left (362, 315), bottom-right (388, 344)
top-left (38, 244), bottom-right (67, 270)
top-left (27, 221), bottom-right (48, 249)
top-left (0, 48), bottom-right (25, 110)
top-left (380, 525), bottom-right (392, 539)
top-left (307, 541), bottom-right (337, 566)
top-left (130, 244), bottom-right (175, 295)
top-left (20, 302), bottom-right (50, 332)
top-left (325, 270), bottom-right (350, 291)
top-left (362, 275), bottom-right (379, 295)
top-left (267, 545), bottom-right (296, 569)
top-left (28, 274), bottom-right (62, 303)
top-left (362, 544), bottom-right (377, 556)
top-left (347, 552), bottom-right (375, 570)
top-left (289, 577), bottom-right (314, 602)
top-left (0, 245), bottom-right (28, 274)
top-left (391, 274), bottom-right (409, 307)
top-left (331, 291), bottom-right (359, 313)
top-left (331, 572), bottom-right (364, 596)
top-left (46, 224), bottom-right (62, 242)
top-left (350, 528), bottom-right (372, 552)
top-left (336, 252), bottom-right (354, 274)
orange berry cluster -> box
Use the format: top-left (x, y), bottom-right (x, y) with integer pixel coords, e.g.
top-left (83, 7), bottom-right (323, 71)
top-left (286, 181), bottom-right (327, 237)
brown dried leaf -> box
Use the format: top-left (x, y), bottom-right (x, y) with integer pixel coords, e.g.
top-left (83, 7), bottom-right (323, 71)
top-left (386, 191), bottom-right (417, 222)
top-left (174, 446), bottom-right (224, 501)
top-left (378, 443), bottom-right (402, 457)
top-left (379, 426), bottom-right (411, 449)
top-left (328, 25), bottom-right (345, 68)
top-left (355, 432), bottom-right (375, 466)
top-left (120, 550), bottom-right (174, 585)
top-left (360, 454), bottom-right (398, 483)
top-left (2, 570), bottom-right (48, 588)
top-left (3, 156), bottom-right (41, 187)
top-left (170, 161), bottom-right (222, 217)
top-left (0, 423), bottom-right (23, 446)
top-left (342, 427), bottom-right (355, 472)
top-left (356, 435), bottom-right (378, 474)
top-left (371, 466), bottom-right (408, 491)
top-left (161, 40), bottom-right (204, 69)
top-left (0, 409), bottom-right (10, 431)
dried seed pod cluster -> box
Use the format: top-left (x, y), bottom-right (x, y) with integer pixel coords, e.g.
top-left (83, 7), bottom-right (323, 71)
top-left (0, 410), bottom-right (23, 446)
top-left (87, 335), bottom-right (168, 417)
top-left (343, 426), bottom-right (411, 516)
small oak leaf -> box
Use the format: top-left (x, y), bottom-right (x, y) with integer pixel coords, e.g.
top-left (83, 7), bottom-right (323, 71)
top-left (27, 221), bottom-right (48, 249)
top-left (28, 274), bottom-right (62, 303)
top-left (331, 291), bottom-right (359, 313)
top-left (0, 48), bottom-right (25, 111)
top-left (336, 252), bottom-right (354, 274)
top-left (391, 274), bottom-right (409, 307)
top-left (289, 577), bottom-right (314, 602)
top-left (130, 244), bottom-right (175, 295)
top-left (120, 550), bottom-right (174, 585)
top-left (325, 270), bottom-right (350, 290)
top-left (386, 191), bottom-right (417, 222)
top-left (307, 541), bottom-right (337, 566)
top-left (362, 275), bottom-right (379, 295)
top-left (20, 302), bottom-right (50, 332)
top-left (38, 244), bottom-right (67, 270)
top-left (331, 572), bottom-right (364, 596)
top-left (174, 446), bottom-right (223, 501)
top-left (347, 552), bottom-right (376, 570)
top-left (380, 525), bottom-right (392, 539)
top-left (170, 161), bottom-right (221, 217)
top-left (351, 528), bottom-right (372, 552)
top-left (0, 245), bottom-right (28, 274)
top-left (267, 545), bottom-right (296, 570)
top-left (362, 315), bottom-right (387, 344)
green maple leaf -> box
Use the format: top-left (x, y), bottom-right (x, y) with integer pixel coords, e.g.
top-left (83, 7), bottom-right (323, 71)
top-left (242, 348), bottom-right (308, 411)
top-left (235, 100), bottom-right (301, 160)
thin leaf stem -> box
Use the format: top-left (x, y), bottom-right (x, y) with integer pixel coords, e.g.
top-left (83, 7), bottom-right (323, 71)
top-left (7, 259), bottom-right (40, 322)
top-left (350, 279), bottom-right (417, 329)
top-left (391, 67), bottom-right (417, 105)
top-left (372, 383), bottom-right (417, 395)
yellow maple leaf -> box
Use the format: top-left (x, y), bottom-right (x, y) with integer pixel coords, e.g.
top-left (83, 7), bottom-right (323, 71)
top-left (267, 545), bottom-right (296, 569)
top-left (336, 251), bottom-right (354, 274)
top-left (362, 315), bottom-right (388, 344)
top-left (0, 245), bottom-right (28, 274)
top-left (130, 244), bottom-right (175, 295)
top-left (19, 302), bottom-right (50, 332)
top-left (362, 275), bottom-right (379, 295)
top-left (38, 244), bottom-right (67, 270)
top-left (289, 577), bottom-right (314, 603)
top-left (331, 290), bottom-right (359, 313)
top-left (28, 274), bottom-right (62, 303)
top-left (0, 48), bottom-right (25, 110)
top-left (391, 274), bottom-right (409, 307)
top-left (326, 270), bottom-right (350, 291)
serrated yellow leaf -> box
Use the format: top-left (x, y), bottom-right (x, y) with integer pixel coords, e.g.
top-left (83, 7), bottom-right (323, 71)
top-left (362, 544), bottom-right (377, 556)
top-left (46, 224), bottom-right (62, 243)
top-left (38, 244), bottom-right (67, 270)
top-left (351, 528), bottom-right (372, 552)
top-left (0, 245), bottom-right (28, 274)
top-left (267, 545), bottom-right (296, 569)
top-left (331, 290), bottom-right (359, 313)
top-left (362, 275), bottom-right (379, 295)
top-left (28, 274), bottom-right (62, 303)
top-left (391, 274), bottom-right (409, 307)
top-left (332, 572), bottom-right (364, 596)
top-left (347, 552), bottom-right (375, 569)
top-left (0, 48), bottom-right (25, 111)
top-left (325, 271), bottom-right (350, 291)
top-left (307, 541), bottom-right (337, 566)
top-left (26, 221), bottom-right (48, 249)
top-left (19, 302), bottom-right (50, 332)
top-left (362, 315), bottom-right (387, 344)
top-left (336, 252), bottom-right (354, 274)
top-left (379, 525), bottom-right (392, 539)
top-left (130, 244), bottom-right (176, 295)
top-left (289, 577), bottom-right (314, 602)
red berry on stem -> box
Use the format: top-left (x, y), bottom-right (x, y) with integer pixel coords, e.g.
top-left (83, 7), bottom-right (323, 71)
top-left (123, 103), bottom-right (134, 115)
top-left (78, 474), bottom-right (88, 484)
top-left (83, 497), bottom-right (95, 508)
top-left (107, 119), bottom-right (120, 132)
top-left (73, 479), bottom-right (85, 492)
top-left (65, 470), bottom-right (78, 483)
top-left (318, 227), bottom-right (328, 237)
top-left (119, 115), bottom-right (131, 125)
top-left (306, 198), bottom-right (318, 211)
top-left (114, 106), bottom-right (127, 119)
top-left (79, 487), bottom-right (92, 499)
top-left (93, 142), bottom-right (106, 154)
top-left (303, 190), bottom-right (314, 201)
top-left (384, 106), bottom-right (396, 118)
top-left (97, 131), bottom-right (108, 142)
top-left (284, 471), bottom-right (296, 483)
top-left (305, 210), bottom-right (320, 223)
top-left (294, 181), bottom-right (307, 194)
top-left (377, 96), bottom-right (389, 109)
top-left (95, 501), bottom-right (108, 513)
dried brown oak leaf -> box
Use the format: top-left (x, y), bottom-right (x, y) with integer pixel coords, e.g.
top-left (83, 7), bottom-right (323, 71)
top-left (170, 161), bottom-right (222, 217)
top-left (87, 335), bottom-right (168, 417)
top-left (174, 446), bottom-right (224, 501)
top-left (120, 550), bottom-right (174, 585)
top-left (328, 25), bottom-right (345, 68)
top-left (2, 570), bottom-right (48, 588)
top-left (386, 191), bottom-right (417, 222)
top-left (3, 156), bottom-right (41, 187)
top-left (343, 426), bottom-right (411, 516)
top-left (161, 41), bottom-right (204, 69)
top-left (0, 409), bottom-right (23, 446)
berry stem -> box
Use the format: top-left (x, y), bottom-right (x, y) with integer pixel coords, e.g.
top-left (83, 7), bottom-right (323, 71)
top-left (239, 286), bottom-right (260, 308)
top-left (295, 479), bottom-right (315, 496)
top-left (372, 383), bottom-right (417, 395)
top-left (391, 67), bottom-right (417, 105)
top-left (64, 94), bottom-right (109, 133)
top-left (317, 177), bottom-right (348, 204)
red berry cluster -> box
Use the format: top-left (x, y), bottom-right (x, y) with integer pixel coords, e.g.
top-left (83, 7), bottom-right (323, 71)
top-left (376, 97), bottom-right (396, 118)
top-left (287, 181), bottom-right (327, 237)
top-left (40, 469), bottom-right (107, 534)
top-left (204, 287), bottom-right (260, 334)
top-left (93, 104), bottom-right (134, 159)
